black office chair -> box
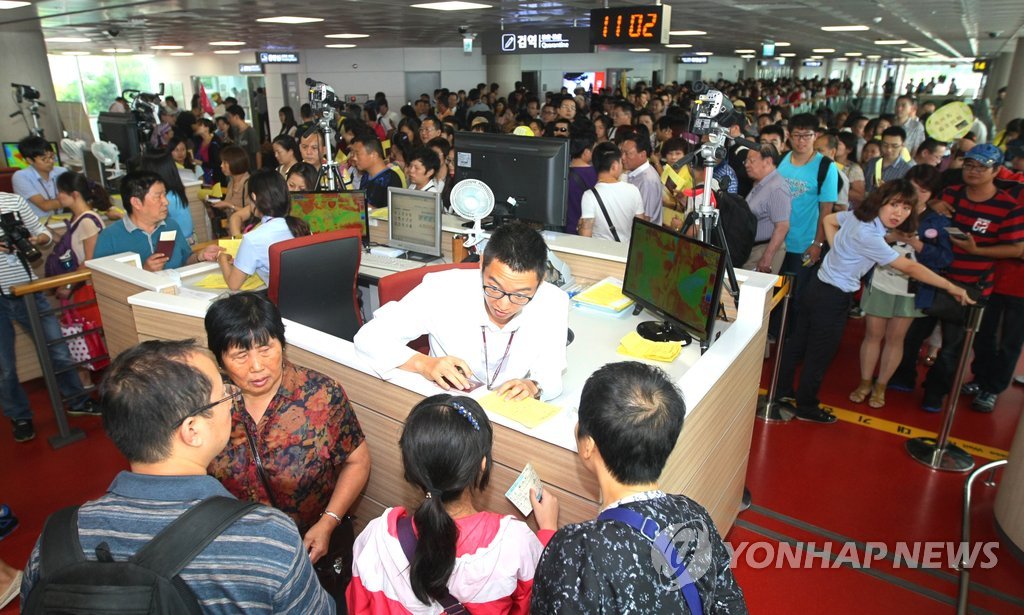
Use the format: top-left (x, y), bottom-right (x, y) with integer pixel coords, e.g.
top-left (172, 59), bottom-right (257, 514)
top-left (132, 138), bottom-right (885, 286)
top-left (268, 228), bottom-right (363, 341)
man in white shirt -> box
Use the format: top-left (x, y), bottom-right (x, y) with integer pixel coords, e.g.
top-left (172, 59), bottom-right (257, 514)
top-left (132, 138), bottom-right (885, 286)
top-left (894, 95), bottom-right (926, 155)
top-left (354, 223), bottom-right (568, 401)
top-left (578, 142), bottom-right (646, 242)
top-left (619, 134), bottom-right (663, 224)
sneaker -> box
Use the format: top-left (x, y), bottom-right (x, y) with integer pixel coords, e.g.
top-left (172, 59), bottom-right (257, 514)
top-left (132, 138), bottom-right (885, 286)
top-left (922, 393), bottom-right (944, 413)
top-left (793, 405), bottom-right (837, 424)
top-left (972, 391), bottom-right (997, 413)
top-left (849, 306), bottom-right (865, 319)
top-left (67, 399), bottom-right (102, 417)
top-left (12, 419), bottom-right (35, 443)
top-left (0, 505), bottom-right (18, 540)
top-left (1014, 375), bottom-right (1024, 386)
top-left (887, 379), bottom-right (915, 393)
top-left (961, 382), bottom-right (980, 396)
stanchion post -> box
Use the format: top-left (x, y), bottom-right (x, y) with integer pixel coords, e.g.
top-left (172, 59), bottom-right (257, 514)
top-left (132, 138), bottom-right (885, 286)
top-left (955, 459), bottom-right (1007, 614)
top-left (756, 274), bottom-right (794, 422)
top-left (906, 305), bottom-right (984, 472)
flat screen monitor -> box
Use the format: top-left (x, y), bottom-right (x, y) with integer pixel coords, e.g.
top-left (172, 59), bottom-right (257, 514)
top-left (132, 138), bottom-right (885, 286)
top-left (387, 187), bottom-right (442, 260)
top-left (562, 71), bottom-right (606, 93)
top-left (3, 142), bottom-right (60, 169)
top-left (621, 218), bottom-right (726, 344)
top-left (289, 190), bottom-right (368, 245)
top-left (452, 132), bottom-right (568, 230)
top-left (97, 112), bottom-right (141, 163)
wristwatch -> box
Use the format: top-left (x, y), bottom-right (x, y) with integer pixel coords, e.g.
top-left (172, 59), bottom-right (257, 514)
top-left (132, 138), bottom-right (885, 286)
top-left (529, 379), bottom-right (541, 400)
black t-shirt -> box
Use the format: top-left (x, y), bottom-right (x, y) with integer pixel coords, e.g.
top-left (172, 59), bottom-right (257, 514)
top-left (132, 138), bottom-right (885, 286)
top-left (236, 126), bottom-right (259, 169)
top-left (358, 167), bottom-right (403, 207)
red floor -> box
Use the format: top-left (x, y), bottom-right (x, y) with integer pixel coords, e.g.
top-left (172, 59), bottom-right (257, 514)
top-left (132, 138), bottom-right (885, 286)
top-left (1, 318), bottom-right (1023, 613)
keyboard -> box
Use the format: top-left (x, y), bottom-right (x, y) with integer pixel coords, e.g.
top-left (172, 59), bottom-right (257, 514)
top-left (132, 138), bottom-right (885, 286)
top-left (361, 253), bottom-right (427, 272)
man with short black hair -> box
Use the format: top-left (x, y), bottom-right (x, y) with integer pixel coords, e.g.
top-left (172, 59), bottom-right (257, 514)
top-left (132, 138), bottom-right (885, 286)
top-left (619, 134), bottom-right (662, 224)
top-left (758, 124), bottom-right (787, 154)
top-left (350, 136), bottom-right (402, 208)
top-left (354, 222), bottom-right (569, 401)
top-left (226, 104), bottom-right (259, 169)
top-left (11, 136), bottom-right (67, 220)
top-left (894, 95), bottom-right (926, 154)
top-left (20, 339), bottom-right (334, 613)
top-left (579, 142), bottom-right (646, 242)
top-left (915, 138), bottom-right (948, 167)
top-left (566, 129), bottom-right (598, 235)
top-left (609, 100), bottom-right (635, 140)
top-left (865, 126), bottom-right (914, 193)
top-left (531, 361), bottom-right (746, 613)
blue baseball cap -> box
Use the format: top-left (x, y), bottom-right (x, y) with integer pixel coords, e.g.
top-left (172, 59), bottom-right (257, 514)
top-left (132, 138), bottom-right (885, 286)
top-left (964, 144), bottom-right (1004, 168)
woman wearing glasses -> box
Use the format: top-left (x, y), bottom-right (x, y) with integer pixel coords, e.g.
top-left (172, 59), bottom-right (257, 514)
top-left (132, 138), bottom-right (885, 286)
top-left (205, 292), bottom-right (370, 611)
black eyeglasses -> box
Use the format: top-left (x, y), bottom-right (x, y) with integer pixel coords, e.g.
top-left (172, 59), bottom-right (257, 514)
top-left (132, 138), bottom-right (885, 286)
top-left (482, 285), bottom-right (534, 305)
top-left (175, 383), bottom-right (241, 426)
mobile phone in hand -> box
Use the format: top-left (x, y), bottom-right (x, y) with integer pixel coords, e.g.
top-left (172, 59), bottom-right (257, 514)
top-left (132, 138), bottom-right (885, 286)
top-left (946, 228), bottom-right (969, 240)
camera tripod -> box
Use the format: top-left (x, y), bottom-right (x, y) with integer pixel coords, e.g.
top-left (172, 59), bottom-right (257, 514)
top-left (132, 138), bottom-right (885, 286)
top-left (9, 99), bottom-right (45, 138)
top-left (310, 117), bottom-right (347, 192)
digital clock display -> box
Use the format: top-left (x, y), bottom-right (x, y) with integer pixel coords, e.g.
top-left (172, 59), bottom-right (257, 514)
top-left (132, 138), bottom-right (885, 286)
top-left (589, 5), bottom-right (671, 45)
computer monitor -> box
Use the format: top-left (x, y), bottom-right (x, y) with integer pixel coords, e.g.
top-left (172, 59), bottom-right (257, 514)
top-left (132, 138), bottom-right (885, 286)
top-left (97, 112), bottom-right (141, 163)
top-left (3, 141), bottom-right (60, 169)
top-left (452, 132), bottom-right (568, 230)
top-left (289, 190), bottom-right (368, 246)
top-left (387, 187), bottom-right (442, 261)
top-left (621, 218), bottom-right (726, 345)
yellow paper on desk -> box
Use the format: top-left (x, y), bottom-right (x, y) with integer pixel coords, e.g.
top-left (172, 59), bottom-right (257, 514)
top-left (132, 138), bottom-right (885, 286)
top-left (370, 207), bottom-right (389, 220)
top-left (573, 277), bottom-right (633, 312)
top-left (617, 331), bottom-right (681, 362)
top-left (48, 212), bottom-right (72, 223)
top-left (218, 238), bottom-right (241, 258)
top-left (195, 273), bottom-right (263, 291)
top-left (478, 391), bottom-right (560, 429)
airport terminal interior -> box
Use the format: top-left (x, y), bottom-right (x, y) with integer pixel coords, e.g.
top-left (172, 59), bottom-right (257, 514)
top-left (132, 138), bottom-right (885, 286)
top-left (1, 0), bottom-right (1024, 612)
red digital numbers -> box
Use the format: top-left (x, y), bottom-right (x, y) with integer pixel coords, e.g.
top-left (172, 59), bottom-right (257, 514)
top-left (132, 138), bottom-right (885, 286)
top-left (603, 11), bottom-right (657, 40)
top-left (593, 7), bottom-right (665, 43)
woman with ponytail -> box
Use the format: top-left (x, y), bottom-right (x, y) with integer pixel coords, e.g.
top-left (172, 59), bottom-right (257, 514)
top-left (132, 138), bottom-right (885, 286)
top-left (348, 394), bottom-right (559, 613)
top-left (216, 169), bottom-right (311, 290)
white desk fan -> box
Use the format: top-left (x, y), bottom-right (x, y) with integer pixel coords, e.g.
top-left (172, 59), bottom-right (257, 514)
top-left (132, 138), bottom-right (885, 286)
top-left (91, 141), bottom-right (124, 180)
top-left (449, 179), bottom-right (494, 248)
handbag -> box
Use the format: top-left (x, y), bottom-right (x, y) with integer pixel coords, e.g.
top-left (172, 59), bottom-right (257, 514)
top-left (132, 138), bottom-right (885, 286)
top-left (243, 421), bottom-right (354, 610)
top-left (59, 299), bottom-right (110, 371)
top-left (924, 280), bottom-right (984, 325)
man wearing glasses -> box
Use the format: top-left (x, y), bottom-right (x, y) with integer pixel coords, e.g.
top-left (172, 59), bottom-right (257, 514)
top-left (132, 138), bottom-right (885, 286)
top-left (355, 222), bottom-right (568, 401)
top-left (20, 340), bottom-right (334, 613)
top-left (865, 126), bottom-right (914, 194)
top-left (11, 136), bottom-right (67, 221)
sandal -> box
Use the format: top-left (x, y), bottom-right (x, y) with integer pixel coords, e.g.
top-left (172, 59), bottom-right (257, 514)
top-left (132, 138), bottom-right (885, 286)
top-left (849, 380), bottom-right (873, 404)
top-left (869, 383), bottom-right (886, 409)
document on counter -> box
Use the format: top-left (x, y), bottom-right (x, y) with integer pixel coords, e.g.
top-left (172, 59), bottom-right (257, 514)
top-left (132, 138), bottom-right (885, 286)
top-left (195, 273), bottom-right (264, 291)
top-left (505, 463), bottom-right (541, 517)
top-left (478, 391), bottom-right (560, 429)
top-left (218, 238), bottom-right (241, 258)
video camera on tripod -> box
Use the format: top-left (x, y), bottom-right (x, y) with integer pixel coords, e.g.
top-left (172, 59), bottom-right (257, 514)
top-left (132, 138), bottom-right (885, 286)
top-left (306, 78), bottom-right (343, 119)
top-left (122, 83), bottom-right (165, 148)
top-left (10, 83), bottom-right (46, 137)
top-left (0, 212), bottom-right (42, 263)
top-left (304, 78), bottom-right (347, 191)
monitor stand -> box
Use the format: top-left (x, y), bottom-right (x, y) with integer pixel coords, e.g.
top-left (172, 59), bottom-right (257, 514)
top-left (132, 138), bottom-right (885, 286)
top-left (636, 320), bottom-right (693, 345)
top-left (404, 250), bottom-right (439, 263)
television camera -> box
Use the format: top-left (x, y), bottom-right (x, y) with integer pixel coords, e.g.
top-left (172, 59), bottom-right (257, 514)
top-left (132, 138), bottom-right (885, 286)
top-left (122, 83), bottom-right (165, 149)
top-left (10, 83), bottom-right (46, 137)
top-left (304, 78), bottom-right (346, 191)
top-left (0, 212), bottom-right (42, 264)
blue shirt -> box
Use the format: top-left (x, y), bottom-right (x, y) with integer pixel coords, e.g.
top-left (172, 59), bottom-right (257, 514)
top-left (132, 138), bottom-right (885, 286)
top-left (93, 215), bottom-right (192, 268)
top-left (21, 472), bottom-right (334, 614)
top-left (819, 210), bottom-right (899, 292)
top-left (11, 165), bottom-right (67, 220)
top-left (777, 152), bottom-right (838, 253)
top-left (166, 191), bottom-right (194, 241)
top-left (234, 217), bottom-right (295, 282)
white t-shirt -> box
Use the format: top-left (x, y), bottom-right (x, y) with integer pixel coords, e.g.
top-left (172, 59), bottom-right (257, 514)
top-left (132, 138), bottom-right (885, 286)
top-left (870, 242), bottom-right (915, 296)
top-left (580, 181), bottom-right (644, 243)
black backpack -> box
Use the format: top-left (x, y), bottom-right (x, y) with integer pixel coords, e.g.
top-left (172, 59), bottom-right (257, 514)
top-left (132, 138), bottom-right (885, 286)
top-left (24, 496), bottom-right (259, 615)
top-left (711, 190), bottom-right (758, 266)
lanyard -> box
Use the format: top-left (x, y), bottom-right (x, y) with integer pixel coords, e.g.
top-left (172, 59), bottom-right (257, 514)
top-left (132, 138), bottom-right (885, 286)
top-left (37, 176), bottom-right (55, 200)
top-left (481, 326), bottom-right (516, 390)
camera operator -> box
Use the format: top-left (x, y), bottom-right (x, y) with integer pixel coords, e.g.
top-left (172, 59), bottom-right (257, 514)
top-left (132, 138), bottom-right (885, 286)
top-left (11, 136), bottom-right (68, 221)
top-left (0, 192), bottom-right (99, 443)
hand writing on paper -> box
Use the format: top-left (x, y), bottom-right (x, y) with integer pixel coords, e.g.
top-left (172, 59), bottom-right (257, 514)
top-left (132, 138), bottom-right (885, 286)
top-left (407, 354), bottom-right (476, 391)
top-left (495, 378), bottom-right (539, 401)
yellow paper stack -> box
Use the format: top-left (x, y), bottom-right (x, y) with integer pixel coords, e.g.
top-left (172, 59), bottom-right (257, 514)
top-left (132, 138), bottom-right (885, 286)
top-left (477, 391), bottom-right (560, 429)
top-left (195, 273), bottom-right (264, 291)
top-left (617, 331), bottom-right (682, 363)
top-left (572, 277), bottom-right (634, 314)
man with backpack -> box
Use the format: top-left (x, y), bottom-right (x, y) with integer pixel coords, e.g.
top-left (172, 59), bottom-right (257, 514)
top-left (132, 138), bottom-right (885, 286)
top-left (20, 339), bottom-right (334, 614)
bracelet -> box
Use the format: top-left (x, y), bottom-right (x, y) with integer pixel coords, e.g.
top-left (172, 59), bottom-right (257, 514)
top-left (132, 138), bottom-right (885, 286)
top-left (322, 511), bottom-right (342, 524)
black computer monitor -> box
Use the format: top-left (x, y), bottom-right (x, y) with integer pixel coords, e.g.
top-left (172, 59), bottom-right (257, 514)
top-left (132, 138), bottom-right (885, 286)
top-left (97, 112), bottom-right (141, 163)
top-left (2, 141), bottom-right (60, 169)
top-left (452, 132), bottom-right (568, 229)
top-left (289, 190), bottom-right (368, 245)
top-left (387, 187), bottom-right (442, 260)
top-left (621, 218), bottom-right (726, 344)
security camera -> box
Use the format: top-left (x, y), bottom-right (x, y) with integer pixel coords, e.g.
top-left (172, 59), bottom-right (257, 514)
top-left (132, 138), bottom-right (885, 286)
top-left (107, 27), bottom-right (121, 37)
top-left (458, 25), bottom-right (469, 34)
top-left (988, 31), bottom-right (1002, 39)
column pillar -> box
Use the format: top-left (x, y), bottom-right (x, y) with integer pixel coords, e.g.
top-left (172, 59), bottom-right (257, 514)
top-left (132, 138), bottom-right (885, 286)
top-left (663, 53), bottom-right (678, 86)
top-left (999, 38), bottom-right (1024, 130)
top-left (0, 31), bottom-right (63, 144)
top-left (984, 51), bottom-right (1014, 101)
top-left (486, 54), bottom-right (521, 93)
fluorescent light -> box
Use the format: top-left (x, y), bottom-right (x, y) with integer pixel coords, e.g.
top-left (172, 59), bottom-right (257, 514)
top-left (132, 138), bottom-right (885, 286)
top-left (325, 33), bottom-right (369, 39)
top-left (62, 51), bottom-right (90, 56)
top-left (866, 55), bottom-right (882, 59)
top-left (810, 55), bottom-right (824, 59)
top-left (255, 16), bottom-right (325, 23)
top-left (46, 37), bottom-right (91, 43)
top-left (170, 52), bottom-right (193, 56)
top-left (901, 47), bottom-right (927, 52)
top-left (325, 44), bottom-right (357, 48)
top-left (410, 1), bottom-right (491, 10)
top-left (774, 42), bottom-right (791, 47)
top-left (875, 39), bottom-right (907, 45)
top-left (151, 45), bottom-right (183, 50)
top-left (821, 25), bottom-right (869, 32)
top-left (735, 49), bottom-right (756, 54)
top-left (210, 41), bottom-right (246, 46)
top-left (0, 1), bottom-right (31, 8)
top-left (780, 53), bottom-right (796, 57)
top-left (629, 48), bottom-right (650, 52)
top-left (696, 51), bottom-right (713, 56)
top-left (741, 55), bottom-right (755, 59)
top-left (812, 48), bottom-right (836, 53)
top-left (665, 43), bottom-right (692, 48)
top-left (844, 52), bottom-right (863, 56)
top-left (214, 50), bottom-right (241, 54)
top-left (670, 30), bottom-right (706, 36)
top-left (102, 48), bottom-right (132, 53)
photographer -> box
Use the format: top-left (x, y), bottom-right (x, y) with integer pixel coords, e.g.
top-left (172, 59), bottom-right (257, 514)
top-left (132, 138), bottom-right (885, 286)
top-left (12, 136), bottom-right (68, 221)
top-left (0, 192), bottom-right (99, 443)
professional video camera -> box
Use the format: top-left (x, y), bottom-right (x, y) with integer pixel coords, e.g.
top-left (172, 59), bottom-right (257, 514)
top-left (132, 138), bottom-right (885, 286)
top-left (10, 83), bottom-right (46, 137)
top-left (306, 78), bottom-right (343, 119)
top-left (11, 83), bottom-right (41, 103)
top-left (0, 212), bottom-right (42, 263)
top-left (691, 87), bottom-right (743, 136)
top-left (305, 78), bottom-right (346, 191)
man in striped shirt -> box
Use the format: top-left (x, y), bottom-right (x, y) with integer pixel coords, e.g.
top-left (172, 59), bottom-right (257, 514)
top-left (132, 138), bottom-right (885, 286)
top-left (0, 192), bottom-right (99, 443)
top-left (20, 340), bottom-right (334, 614)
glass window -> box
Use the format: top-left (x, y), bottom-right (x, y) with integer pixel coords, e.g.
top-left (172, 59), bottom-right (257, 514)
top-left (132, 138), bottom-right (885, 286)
top-left (47, 55), bottom-right (82, 103)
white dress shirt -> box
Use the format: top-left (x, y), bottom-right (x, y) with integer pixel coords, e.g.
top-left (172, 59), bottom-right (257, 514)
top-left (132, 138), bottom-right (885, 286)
top-left (354, 268), bottom-right (569, 400)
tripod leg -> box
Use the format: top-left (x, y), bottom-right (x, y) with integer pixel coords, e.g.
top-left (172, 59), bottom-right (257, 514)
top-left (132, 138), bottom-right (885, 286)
top-left (714, 220), bottom-right (740, 306)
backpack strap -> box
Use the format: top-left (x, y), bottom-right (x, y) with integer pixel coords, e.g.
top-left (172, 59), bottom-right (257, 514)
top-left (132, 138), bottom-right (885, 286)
top-left (38, 506), bottom-right (86, 578)
top-left (598, 506), bottom-right (703, 615)
top-left (396, 514), bottom-right (468, 615)
top-left (588, 186), bottom-right (620, 242)
top-left (131, 496), bottom-right (260, 578)
top-left (817, 155), bottom-right (831, 195)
